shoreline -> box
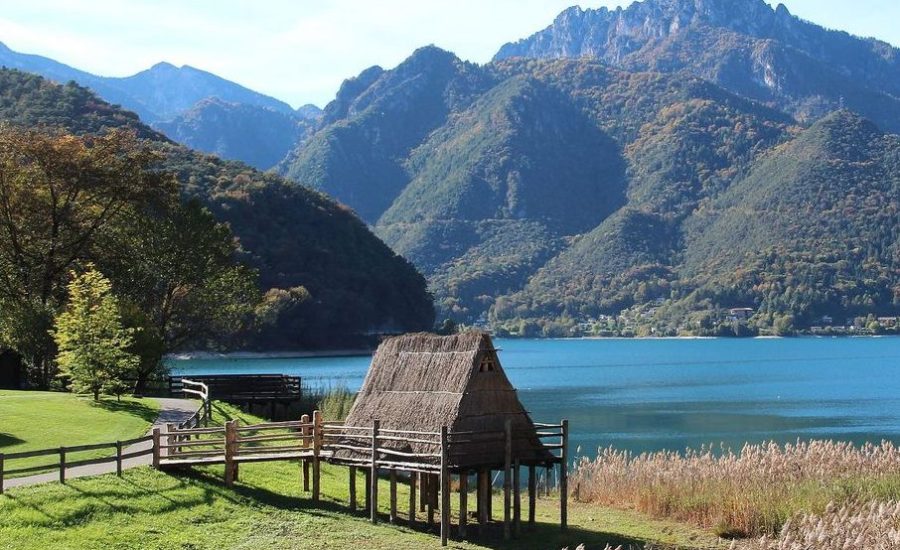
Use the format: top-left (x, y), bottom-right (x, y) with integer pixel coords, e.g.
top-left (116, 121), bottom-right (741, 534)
top-left (168, 334), bottom-right (900, 360)
top-left (166, 349), bottom-right (372, 361)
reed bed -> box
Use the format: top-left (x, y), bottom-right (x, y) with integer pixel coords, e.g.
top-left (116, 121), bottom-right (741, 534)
top-left (735, 501), bottom-right (900, 549)
top-left (571, 440), bottom-right (900, 537)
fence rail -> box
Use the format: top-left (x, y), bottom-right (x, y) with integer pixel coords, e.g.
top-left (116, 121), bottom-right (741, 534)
top-left (0, 378), bottom-right (210, 494)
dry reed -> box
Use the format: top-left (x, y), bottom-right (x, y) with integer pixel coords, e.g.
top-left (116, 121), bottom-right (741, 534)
top-left (571, 440), bottom-right (900, 537)
top-left (734, 501), bottom-right (900, 549)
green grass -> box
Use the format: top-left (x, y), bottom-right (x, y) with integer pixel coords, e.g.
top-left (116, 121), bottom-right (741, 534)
top-left (0, 402), bottom-right (725, 549)
top-left (0, 390), bottom-right (159, 476)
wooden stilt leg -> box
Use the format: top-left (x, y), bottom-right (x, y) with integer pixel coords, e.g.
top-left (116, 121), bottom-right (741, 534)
top-left (528, 464), bottom-right (536, 527)
top-left (409, 471), bottom-right (417, 524)
top-left (459, 471), bottom-right (468, 538)
top-left (364, 469), bottom-right (371, 513)
top-left (420, 471), bottom-right (427, 512)
top-left (389, 470), bottom-right (398, 523)
top-left (427, 474), bottom-right (435, 526)
top-left (440, 426), bottom-right (450, 546)
top-left (349, 466), bottom-right (357, 511)
top-left (503, 419), bottom-right (511, 541)
top-left (513, 460), bottom-right (521, 536)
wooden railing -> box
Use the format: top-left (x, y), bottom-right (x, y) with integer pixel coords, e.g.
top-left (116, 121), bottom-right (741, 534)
top-left (0, 434), bottom-right (155, 494)
top-left (177, 378), bottom-right (210, 429)
top-left (158, 415), bottom-right (568, 545)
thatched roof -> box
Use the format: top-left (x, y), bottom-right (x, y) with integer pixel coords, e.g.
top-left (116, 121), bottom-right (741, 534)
top-left (337, 331), bottom-right (554, 469)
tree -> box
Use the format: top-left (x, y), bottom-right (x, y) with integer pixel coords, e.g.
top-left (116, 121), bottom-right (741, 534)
top-left (53, 267), bottom-right (138, 401)
top-left (0, 127), bottom-right (172, 387)
top-left (98, 199), bottom-right (259, 389)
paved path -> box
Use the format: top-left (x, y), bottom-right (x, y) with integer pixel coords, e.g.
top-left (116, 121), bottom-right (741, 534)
top-left (5, 397), bottom-right (199, 490)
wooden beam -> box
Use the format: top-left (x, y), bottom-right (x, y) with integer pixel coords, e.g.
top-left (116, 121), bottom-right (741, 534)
top-left (458, 470), bottom-right (468, 538)
top-left (370, 419), bottom-right (380, 524)
top-left (440, 426), bottom-right (450, 546)
top-left (527, 464), bottom-right (536, 527)
top-left (408, 470), bottom-right (417, 524)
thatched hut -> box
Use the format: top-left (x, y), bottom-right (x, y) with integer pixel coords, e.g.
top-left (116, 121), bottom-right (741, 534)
top-left (337, 331), bottom-right (554, 469)
top-left (325, 331), bottom-right (568, 542)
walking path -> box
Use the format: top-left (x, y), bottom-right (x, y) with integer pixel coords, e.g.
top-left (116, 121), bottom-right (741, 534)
top-left (4, 397), bottom-right (198, 490)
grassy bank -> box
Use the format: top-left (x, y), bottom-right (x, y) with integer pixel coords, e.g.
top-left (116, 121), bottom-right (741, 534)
top-left (0, 402), bottom-right (724, 549)
top-left (0, 390), bottom-right (159, 475)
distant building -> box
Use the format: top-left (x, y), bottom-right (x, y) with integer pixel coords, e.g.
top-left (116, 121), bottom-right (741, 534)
top-left (727, 307), bottom-right (755, 321)
top-left (877, 317), bottom-right (899, 328)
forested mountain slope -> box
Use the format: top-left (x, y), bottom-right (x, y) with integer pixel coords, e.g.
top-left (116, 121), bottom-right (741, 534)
top-left (0, 69), bottom-right (434, 348)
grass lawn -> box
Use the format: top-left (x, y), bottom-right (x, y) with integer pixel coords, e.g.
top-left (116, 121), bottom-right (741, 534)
top-left (0, 390), bottom-right (159, 476)
top-left (0, 402), bottom-right (726, 549)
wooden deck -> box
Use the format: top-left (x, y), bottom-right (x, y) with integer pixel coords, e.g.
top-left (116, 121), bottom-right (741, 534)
top-left (153, 413), bottom-right (568, 546)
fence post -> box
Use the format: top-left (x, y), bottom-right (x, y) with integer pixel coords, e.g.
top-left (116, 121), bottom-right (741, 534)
top-left (224, 420), bottom-right (236, 487)
top-left (0, 453), bottom-right (4, 494)
top-left (312, 410), bottom-right (321, 502)
top-left (152, 428), bottom-right (161, 469)
top-left (116, 441), bottom-right (123, 477)
top-left (440, 425), bottom-right (450, 546)
top-left (370, 419), bottom-right (379, 523)
top-left (560, 419), bottom-right (569, 531)
top-left (300, 413), bottom-right (310, 492)
top-left (59, 447), bottom-right (66, 484)
top-left (503, 419), bottom-right (512, 540)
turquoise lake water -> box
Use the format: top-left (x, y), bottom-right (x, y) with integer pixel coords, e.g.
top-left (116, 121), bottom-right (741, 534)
top-left (170, 337), bottom-right (900, 458)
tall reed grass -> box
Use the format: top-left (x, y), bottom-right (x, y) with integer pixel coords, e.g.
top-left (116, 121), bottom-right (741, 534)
top-left (571, 440), bottom-right (900, 538)
top-left (735, 501), bottom-right (900, 549)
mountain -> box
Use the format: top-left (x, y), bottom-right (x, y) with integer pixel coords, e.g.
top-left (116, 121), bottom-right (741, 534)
top-left (0, 68), bottom-right (434, 348)
top-left (155, 98), bottom-right (314, 170)
top-left (0, 41), bottom-right (293, 123)
top-left (278, 46), bottom-right (492, 222)
top-left (494, 0), bottom-right (900, 133)
top-left (0, 41), bottom-right (313, 169)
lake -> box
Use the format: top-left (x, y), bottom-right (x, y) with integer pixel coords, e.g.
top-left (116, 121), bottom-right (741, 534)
top-left (170, 337), bottom-right (900, 458)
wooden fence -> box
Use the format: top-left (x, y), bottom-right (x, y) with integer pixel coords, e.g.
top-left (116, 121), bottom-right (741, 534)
top-left (159, 414), bottom-right (568, 546)
top-left (0, 378), bottom-right (210, 494)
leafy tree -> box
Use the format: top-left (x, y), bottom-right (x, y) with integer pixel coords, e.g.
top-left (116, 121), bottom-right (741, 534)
top-left (99, 199), bottom-right (259, 390)
top-left (53, 267), bottom-right (138, 401)
top-left (0, 126), bottom-right (172, 387)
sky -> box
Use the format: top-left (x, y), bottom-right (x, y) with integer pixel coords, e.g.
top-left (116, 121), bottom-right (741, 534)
top-left (0, 1), bottom-right (897, 108)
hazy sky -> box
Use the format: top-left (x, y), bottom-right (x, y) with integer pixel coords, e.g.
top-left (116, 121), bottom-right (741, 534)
top-left (0, 1), bottom-right (897, 108)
